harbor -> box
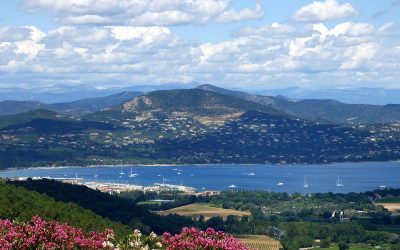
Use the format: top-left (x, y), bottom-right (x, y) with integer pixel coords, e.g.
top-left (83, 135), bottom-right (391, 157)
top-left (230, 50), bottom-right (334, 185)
top-left (1, 162), bottom-right (399, 194)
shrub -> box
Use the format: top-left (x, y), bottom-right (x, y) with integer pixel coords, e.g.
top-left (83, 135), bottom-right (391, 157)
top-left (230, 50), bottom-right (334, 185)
top-left (162, 227), bottom-right (250, 250)
top-left (0, 217), bottom-right (249, 250)
top-left (0, 216), bottom-right (112, 249)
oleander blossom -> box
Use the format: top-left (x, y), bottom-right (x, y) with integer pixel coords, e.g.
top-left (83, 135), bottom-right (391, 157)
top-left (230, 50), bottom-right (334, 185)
top-left (0, 217), bottom-right (249, 250)
top-left (163, 227), bottom-right (250, 250)
top-left (0, 216), bottom-right (113, 250)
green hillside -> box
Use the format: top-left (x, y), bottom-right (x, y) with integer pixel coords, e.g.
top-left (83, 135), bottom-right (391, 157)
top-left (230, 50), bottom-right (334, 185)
top-left (197, 84), bottom-right (400, 124)
top-left (0, 180), bottom-right (130, 236)
top-left (9, 179), bottom-right (196, 234)
top-left (121, 89), bottom-right (285, 116)
top-left (0, 109), bottom-right (66, 129)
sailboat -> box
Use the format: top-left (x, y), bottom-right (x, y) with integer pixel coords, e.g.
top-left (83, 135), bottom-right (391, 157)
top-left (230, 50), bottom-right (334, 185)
top-left (336, 177), bottom-right (344, 187)
top-left (304, 176), bottom-right (309, 188)
top-left (119, 167), bottom-right (125, 175)
top-left (129, 167), bottom-right (138, 178)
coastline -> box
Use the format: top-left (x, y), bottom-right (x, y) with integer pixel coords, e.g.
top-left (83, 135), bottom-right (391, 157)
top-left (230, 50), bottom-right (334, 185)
top-left (0, 160), bottom-right (399, 172)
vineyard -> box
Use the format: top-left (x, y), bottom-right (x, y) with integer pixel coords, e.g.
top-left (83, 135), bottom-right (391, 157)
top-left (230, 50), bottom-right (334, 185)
top-left (235, 235), bottom-right (282, 250)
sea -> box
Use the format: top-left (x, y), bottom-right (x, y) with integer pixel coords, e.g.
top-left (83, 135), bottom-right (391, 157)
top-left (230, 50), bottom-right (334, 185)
top-left (1, 162), bottom-right (399, 193)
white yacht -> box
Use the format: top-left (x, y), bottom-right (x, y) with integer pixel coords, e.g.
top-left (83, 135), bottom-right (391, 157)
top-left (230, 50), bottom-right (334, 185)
top-left (336, 177), bottom-right (344, 187)
top-left (304, 176), bottom-right (309, 188)
top-left (128, 167), bottom-right (138, 178)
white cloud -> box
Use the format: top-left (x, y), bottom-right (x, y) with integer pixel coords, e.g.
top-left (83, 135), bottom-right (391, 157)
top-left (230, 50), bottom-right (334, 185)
top-left (292, 0), bottom-right (358, 22)
top-left (0, 20), bottom-right (399, 89)
top-left (216, 2), bottom-right (264, 23)
top-left (21, 0), bottom-right (264, 26)
top-left (110, 26), bottom-right (171, 43)
top-left (233, 23), bottom-right (297, 38)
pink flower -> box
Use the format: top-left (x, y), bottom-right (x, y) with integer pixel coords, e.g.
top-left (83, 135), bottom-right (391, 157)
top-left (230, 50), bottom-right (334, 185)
top-left (0, 216), bottom-right (113, 250)
top-left (162, 227), bottom-right (250, 250)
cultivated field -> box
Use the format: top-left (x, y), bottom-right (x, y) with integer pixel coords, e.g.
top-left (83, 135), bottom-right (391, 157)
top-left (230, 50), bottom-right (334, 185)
top-left (375, 203), bottom-right (400, 211)
top-left (157, 203), bottom-right (250, 220)
top-left (235, 235), bottom-right (281, 250)
top-left (375, 198), bottom-right (400, 211)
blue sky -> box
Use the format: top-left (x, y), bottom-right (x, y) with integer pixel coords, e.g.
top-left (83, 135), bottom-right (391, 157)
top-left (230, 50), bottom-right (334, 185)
top-left (0, 0), bottom-right (399, 90)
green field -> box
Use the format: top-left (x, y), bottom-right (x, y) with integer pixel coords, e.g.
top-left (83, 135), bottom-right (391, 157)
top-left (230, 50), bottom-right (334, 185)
top-left (157, 203), bottom-right (250, 220)
top-left (235, 235), bottom-right (281, 250)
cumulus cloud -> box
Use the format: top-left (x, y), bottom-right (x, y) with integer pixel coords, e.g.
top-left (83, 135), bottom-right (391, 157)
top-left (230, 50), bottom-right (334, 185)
top-left (292, 0), bottom-right (358, 22)
top-left (0, 20), bottom-right (399, 89)
top-left (21, 0), bottom-right (265, 26)
top-left (216, 1), bottom-right (264, 23)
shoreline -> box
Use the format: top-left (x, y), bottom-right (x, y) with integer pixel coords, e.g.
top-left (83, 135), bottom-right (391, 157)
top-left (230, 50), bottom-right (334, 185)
top-left (0, 160), bottom-right (399, 172)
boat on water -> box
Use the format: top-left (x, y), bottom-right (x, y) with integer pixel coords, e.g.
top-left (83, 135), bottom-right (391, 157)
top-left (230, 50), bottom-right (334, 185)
top-left (277, 181), bottom-right (284, 186)
top-left (336, 177), bottom-right (344, 187)
top-left (129, 167), bottom-right (138, 178)
top-left (228, 184), bottom-right (237, 188)
top-left (119, 167), bottom-right (125, 175)
top-left (304, 176), bottom-right (309, 188)
top-left (248, 172), bottom-right (255, 176)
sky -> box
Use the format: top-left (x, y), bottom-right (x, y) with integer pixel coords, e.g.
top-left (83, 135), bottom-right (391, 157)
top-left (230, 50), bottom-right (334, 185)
top-left (0, 0), bottom-right (399, 90)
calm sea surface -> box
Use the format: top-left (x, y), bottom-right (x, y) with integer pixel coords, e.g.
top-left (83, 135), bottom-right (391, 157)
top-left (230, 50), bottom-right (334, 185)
top-left (1, 162), bottom-right (399, 193)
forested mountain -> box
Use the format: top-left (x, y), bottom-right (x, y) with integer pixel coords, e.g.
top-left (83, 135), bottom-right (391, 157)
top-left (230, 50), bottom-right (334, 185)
top-left (197, 84), bottom-right (400, 124)
top-left (0, 88), bottom-right (399, 168)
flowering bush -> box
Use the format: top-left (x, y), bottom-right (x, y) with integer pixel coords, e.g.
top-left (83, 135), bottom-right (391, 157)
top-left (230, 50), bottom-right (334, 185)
top-left (114, 229), bottom-right (163, 250)
top-left (0, 217), bottom-right (249, 250)
top-left (0, 216), bottom-right (113, 250)
top-left (163, 227), bottom-right (250, 250)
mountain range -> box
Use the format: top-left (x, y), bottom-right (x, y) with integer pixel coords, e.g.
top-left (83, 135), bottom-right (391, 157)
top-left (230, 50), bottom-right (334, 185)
top-left (0, 85), bottom-right (399, 168)
top-left (1, 83), bottom-right (399, 105)
top-left (0, 83), bottom-right (191, 103)
top-left (1, 84), bottom-right (400, 124)
top-left (197, 84), bottom-right (400, 124)
top-left (0, 91), bottom-right (141, 116)
top-left (253, 87), bottom-right (400, 105)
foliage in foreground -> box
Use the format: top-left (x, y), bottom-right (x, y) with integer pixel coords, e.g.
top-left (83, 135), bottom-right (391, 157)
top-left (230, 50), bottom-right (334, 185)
top-left (0, 181), bottom-right (130, 236)
top-left (0, 216), bottom-right (249, 250)
top-left (0, 216), bottom-right (112, 250)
